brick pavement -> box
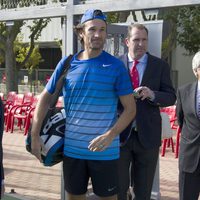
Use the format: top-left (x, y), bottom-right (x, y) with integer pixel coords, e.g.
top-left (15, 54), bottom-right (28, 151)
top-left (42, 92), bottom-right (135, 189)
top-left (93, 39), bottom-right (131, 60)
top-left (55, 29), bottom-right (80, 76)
top-left (2, 130), bottom-right (181, 200)
top-left (160, 148), bottom-right (179, 200)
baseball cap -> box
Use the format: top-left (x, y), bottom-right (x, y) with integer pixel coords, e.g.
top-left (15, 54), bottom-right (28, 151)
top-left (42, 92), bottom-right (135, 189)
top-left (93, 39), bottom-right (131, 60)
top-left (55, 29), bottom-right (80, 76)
top-left (81, 9), bottom-right (107, 24)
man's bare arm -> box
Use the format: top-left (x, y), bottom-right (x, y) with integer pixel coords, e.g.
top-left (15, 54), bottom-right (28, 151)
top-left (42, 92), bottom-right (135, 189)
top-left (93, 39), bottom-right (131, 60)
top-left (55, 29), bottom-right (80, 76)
top-left (31, 89), bottom-right (53, 162)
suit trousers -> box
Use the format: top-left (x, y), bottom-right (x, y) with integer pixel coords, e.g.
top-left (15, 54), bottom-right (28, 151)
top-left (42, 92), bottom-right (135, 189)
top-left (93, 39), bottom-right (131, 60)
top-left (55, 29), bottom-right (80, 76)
top-left (179, 159), bottom-right (200, 200)
top-left (118, 130), bottom-right (159, 200)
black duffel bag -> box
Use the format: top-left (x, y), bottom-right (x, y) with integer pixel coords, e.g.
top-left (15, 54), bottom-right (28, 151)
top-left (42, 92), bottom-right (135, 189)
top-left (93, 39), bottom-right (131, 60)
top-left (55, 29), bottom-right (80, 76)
top-left (26, 107), bottom-right (66, 166)
top-left (26, 55), bottom-right (73, 166)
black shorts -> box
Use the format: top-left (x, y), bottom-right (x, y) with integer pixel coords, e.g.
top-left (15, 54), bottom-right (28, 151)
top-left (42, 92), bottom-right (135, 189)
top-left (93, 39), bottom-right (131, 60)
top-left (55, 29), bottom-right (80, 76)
top-left (63, 156), bottom-right (118, 197)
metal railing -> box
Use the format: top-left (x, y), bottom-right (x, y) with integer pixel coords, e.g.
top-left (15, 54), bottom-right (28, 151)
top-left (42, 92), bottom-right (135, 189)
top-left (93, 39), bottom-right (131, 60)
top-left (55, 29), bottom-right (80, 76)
top-left (0, 0), bottom-right (68, 10)
top-left (0, 68), bottom-right (53, 94)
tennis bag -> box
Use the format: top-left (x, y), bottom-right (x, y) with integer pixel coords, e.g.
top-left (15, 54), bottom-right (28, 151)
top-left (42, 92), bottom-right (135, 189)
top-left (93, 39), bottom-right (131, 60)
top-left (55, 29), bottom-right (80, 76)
top-left (26, 107), bottom-right (66, 166)
top-left (26, 55), bottom-right (73, 166)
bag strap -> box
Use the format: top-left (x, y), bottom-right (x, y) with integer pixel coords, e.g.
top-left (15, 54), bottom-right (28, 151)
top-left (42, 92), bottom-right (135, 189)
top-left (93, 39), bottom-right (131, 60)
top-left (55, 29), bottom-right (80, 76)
top-left (49, 54), bottom-right (73, 108)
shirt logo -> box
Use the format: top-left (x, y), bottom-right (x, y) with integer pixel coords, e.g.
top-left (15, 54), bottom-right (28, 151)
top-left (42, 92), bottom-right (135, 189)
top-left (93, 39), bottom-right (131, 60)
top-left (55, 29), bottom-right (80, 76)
top-left (107, 186), bottom-right (116, 192)
top-left (102, 64), bottom-right (112, 67)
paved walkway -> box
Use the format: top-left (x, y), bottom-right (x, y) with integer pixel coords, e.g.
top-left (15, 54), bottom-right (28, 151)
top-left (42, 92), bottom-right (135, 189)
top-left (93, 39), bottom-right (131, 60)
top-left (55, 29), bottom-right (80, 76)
top-left (2, 130), bottom-right (181, 200)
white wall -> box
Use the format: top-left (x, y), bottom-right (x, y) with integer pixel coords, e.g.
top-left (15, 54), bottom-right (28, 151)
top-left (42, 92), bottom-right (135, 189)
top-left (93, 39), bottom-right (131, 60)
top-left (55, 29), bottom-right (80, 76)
top-left (19, 17), bottom-right (62, 44)
top-left (171, 45), bottom-right (195, 87)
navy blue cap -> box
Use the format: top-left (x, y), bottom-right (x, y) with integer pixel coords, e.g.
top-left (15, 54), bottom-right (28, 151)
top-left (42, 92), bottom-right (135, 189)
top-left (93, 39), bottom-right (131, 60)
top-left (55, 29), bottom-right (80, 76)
top-left (81, 9), bottom-right (107, 24)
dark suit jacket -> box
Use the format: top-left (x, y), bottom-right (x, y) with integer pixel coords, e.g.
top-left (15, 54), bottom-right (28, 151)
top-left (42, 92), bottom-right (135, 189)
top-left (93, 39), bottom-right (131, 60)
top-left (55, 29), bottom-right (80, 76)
top-left (176, 82), bottom-right (200, 173)
top-left (0, 98), bottom-right (4, 196)
top-left (119, 53), bottom-right (176, 149)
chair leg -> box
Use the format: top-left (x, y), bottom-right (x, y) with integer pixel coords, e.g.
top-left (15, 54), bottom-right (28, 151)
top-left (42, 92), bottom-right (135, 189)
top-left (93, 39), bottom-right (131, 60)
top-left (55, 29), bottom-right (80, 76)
top-left (161, 139), bottom-right (168, 157)
top-left (10, 116), bottom-right (15, 133)
top-left (170, 138), bottom-right (175, 152)
top-left (167, 138), bottom-right (171, 147)
top-left (6, 113), bottom-right (12, 132)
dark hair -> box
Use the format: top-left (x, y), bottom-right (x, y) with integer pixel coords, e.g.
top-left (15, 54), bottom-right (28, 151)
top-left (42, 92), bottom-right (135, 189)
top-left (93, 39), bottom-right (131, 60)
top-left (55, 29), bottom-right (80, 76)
top-left (127, 23), bottom-right (148, 39)
top-left (74, 23), bottom-right (85, 46)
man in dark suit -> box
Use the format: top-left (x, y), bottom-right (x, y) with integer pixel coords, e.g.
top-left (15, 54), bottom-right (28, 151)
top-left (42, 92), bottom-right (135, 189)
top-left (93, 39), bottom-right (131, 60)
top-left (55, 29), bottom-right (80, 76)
top-left (118, 23), bottom-right (176, 200)
top-left (176, 51), bottom-right (200, 200)
top-left (0, 98), bottom-right (4, 199)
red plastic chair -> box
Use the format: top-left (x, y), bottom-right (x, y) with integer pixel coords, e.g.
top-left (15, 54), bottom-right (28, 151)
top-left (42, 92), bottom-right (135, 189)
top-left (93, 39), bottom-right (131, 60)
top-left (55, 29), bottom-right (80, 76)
top-left (20, 92), bottom-right (34, 114)
top-left (160, 105), bottom-right (178, 157)
top-left (5, 93), bottom-right (25, 132)
top-left (23, 95), bottom-right (62, 135)
top-left (23, 92), bottom-right (34, 105)
top-left (9, 94), bottom-right (38, 134)
top-left (4, 91), bottom-right (17, 126)
top-left (9, 104), bottom-right (31, 133)
top-left (3, 91), bottom-right (17, 109)
top-left (23, 95), bottom-right (40, 135)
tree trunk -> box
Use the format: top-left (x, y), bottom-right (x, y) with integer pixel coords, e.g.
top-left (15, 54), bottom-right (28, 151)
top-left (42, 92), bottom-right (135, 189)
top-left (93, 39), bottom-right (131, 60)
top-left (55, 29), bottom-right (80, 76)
top-left (5, 26), bottom-right (18, 94)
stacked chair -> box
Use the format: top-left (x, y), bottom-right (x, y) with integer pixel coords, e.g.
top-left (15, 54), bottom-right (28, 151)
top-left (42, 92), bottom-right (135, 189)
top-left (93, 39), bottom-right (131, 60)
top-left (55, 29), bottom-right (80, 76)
top-left (2, 92), bottom-right (35, 134)
top-left (160, 105), bottom-right (181, 158)
top-left (23, 95), bottom-right (40, 135)
top-left (3, 91), bottom-right (17, 128)
top-left (8, 92), bottom-right (34, 133)
top-left (2, 91), bottom-right (63, 135)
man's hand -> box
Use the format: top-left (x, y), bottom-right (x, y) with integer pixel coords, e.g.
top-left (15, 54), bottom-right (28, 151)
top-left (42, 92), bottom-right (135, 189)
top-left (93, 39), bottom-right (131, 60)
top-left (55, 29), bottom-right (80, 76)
top-left (134, 86), bottom-right (155, 101)
top-left (88, 131), bottom-right (115, 152)
top-left (31, 135), bottom-right (42, 163)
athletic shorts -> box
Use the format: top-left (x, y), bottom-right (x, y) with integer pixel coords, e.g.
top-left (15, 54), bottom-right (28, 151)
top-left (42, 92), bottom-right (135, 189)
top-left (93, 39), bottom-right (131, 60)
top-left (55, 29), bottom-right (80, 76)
top-left (63, 156), bottom-right (119, 197)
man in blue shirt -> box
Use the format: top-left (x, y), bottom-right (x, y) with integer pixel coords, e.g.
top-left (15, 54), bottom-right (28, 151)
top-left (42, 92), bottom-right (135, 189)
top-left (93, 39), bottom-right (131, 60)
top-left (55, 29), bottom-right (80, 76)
top-left (31, 9), bottom-right (136, 200)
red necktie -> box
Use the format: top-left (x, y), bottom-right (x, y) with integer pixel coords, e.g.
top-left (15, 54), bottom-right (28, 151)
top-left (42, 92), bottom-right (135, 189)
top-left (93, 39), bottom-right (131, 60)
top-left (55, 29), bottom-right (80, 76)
top-left (130, 60), bottom-right (139, 89)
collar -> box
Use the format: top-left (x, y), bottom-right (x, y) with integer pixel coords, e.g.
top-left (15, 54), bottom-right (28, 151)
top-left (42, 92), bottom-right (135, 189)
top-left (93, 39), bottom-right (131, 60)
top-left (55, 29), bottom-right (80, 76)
top-left (198, 80), bottom-right (200, 91)
top-left (127, 53), bottom-right (148, 64)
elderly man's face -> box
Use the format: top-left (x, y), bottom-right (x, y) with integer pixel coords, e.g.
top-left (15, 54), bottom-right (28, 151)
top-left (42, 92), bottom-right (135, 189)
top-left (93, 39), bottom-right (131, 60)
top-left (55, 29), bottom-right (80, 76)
top-left (193, 67), bottom-right (200, 80)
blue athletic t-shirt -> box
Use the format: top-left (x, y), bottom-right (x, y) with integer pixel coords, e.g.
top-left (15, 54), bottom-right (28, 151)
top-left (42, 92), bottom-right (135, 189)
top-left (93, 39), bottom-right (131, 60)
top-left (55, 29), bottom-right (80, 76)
top-left (46, 50), bottom-right (132, 160)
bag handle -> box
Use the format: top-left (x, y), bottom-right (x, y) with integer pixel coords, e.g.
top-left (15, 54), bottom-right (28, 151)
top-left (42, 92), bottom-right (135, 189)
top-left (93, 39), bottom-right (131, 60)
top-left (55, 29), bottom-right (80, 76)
top-left (49, 55), bottom-right (73, 108)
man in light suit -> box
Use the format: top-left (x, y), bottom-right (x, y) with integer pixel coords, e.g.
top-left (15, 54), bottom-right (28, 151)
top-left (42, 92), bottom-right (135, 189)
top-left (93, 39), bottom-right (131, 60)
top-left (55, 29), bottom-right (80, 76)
top-left (176, 51), bottom-right (200, 200)
top-left (118, 23), bottom-right (176, 200)
top-left (0, 98), bottom-right (4, 199)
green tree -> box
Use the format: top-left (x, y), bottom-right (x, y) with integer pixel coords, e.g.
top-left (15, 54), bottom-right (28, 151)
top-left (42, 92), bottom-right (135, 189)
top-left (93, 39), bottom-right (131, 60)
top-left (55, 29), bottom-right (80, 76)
top-left (16, 44), bottom-right (43, 74)
top-left (161, 5), bottom-right (200, 58)
top-left (176, 6), bottom-right (200, 55)
top-left (16, 44), bottom-right (44, 92)
top-left (0, 18), bottom-right (50, 93)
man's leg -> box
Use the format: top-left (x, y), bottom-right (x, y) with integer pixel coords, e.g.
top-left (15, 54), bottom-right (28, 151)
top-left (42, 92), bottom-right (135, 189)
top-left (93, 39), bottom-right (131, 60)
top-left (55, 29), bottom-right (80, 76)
top-left (63, 157), bottom-right (89, 200)
top-left (179, 162), bottom-right (200, 200)
top-left (66, 193), bottom-right (86, 200)
top-left (132, 133), bottom-right (159, 200)
top-left (89, 160), bottom-right (119, 199)
top-left (118, 140), bottom-right (132, 200)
